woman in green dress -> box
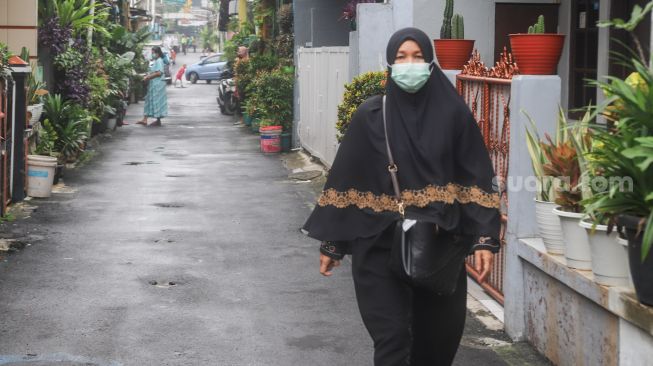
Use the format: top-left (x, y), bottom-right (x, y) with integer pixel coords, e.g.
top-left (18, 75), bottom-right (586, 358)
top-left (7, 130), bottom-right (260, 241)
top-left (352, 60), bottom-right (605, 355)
top-left (136, 46), bottom-right (168, 127)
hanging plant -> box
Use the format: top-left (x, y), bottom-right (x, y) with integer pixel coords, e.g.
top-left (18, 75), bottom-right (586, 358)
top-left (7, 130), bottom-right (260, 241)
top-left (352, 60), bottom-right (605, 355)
top-left (38, 16), bottom-right (72, 56)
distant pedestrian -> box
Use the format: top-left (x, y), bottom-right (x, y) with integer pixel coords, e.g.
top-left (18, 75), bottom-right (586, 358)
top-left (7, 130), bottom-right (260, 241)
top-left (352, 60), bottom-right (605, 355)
top-left (136, 46), bottom-right (168, 127)
top-left (174, 64), bottom-right (187, 88)
top-left (181, 35), bottom-right (188, 55)
top-left (170, 48), bottom-right (176, 65)
top-left (303, 28), bottom-right (501, 366)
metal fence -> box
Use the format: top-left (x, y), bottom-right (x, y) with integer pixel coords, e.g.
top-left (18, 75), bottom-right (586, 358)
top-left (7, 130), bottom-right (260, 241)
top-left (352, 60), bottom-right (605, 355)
top-left (0, 78), bottom-right (8, 215)
top-left (456, 50), bottom-right (517, 304)
top-left (297, 47), bottom-right (349, 167)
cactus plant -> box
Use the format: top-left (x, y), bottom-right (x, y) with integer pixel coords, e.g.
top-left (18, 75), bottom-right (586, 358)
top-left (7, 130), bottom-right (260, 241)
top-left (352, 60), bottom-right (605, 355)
top-left (451, 13), bottom-right (464, 39)
top-left (528, 15), bottom-right (546, 34)
top-left (440, 0), bottom-right (453, 39)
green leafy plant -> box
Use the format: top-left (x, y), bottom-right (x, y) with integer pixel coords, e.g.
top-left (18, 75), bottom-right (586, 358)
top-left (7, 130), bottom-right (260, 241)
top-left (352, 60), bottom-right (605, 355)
top-left (524, 106), bottom-right (592, 206)
top-left (235, 53), bottom-right (279, 107)
top-left (46, 0), bottom-right (110, 37)
top-left (35, 119), bottom-right (58, 157)
top-left (0, 42), bottom-right (13, 81)
top-left (528, 15), bottom-right (546, 34)
top-left (42, 94), bottom-right (89, 162)
top-left (246, 67), bottom-right (294, 131)
top-left (598, 1), bottom-right (653, 64)
top-left (336, 71), bottom-right (387, 141)
top-left (582, 4), bottom-right (653, 259)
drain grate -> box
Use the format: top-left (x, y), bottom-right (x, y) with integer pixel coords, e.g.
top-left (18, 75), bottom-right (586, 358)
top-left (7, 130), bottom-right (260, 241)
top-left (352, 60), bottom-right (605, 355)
top-left (123, 161), bottom-right (159, 166)
top-left (149, 280), bottom-right (178, 288)
top-left (153, 203), bottom-right (184, 208)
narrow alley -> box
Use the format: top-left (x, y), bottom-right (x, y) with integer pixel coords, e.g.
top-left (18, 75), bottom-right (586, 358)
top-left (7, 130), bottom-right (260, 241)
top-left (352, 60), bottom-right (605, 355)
top-left (0, 54), bottom-right (543, 366)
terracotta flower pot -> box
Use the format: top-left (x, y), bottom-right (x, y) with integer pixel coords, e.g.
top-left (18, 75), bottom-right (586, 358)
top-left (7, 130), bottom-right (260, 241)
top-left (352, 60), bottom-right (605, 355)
top-left (433, 39), bottom-right (475, 70)
top-left (509, 34), bottom-right (565, 75)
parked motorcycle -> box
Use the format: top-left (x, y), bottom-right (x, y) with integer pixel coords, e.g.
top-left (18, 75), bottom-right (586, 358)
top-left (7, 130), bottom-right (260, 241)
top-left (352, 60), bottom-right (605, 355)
top-left (217, 69), bottom-right (238, 115)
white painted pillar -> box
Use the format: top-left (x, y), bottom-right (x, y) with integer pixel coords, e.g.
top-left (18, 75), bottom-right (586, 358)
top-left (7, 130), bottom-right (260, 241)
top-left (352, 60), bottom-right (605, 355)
top-left (504, 75), bottom-right (562, 341)
top-left (596, 0), bottom-right (611, 107)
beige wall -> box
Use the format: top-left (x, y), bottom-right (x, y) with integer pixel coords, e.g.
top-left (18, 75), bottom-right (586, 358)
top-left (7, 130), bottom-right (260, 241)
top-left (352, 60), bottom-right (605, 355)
top-left (0, 0), bottom-right (38, 57)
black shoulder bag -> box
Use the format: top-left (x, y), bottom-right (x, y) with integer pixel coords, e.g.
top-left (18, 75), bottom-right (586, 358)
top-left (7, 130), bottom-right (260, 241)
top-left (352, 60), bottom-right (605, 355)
top-left (381, 96), bottom-right (474, 295)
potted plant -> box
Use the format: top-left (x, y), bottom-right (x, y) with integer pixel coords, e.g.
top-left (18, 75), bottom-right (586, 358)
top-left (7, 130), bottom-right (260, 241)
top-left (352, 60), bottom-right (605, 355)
top-left (21, 48), bottom-right (49, 126)
top-left (574, 118), bottom-right (630, 287)
top-left (340, 0), bottom-right (378, 31)
top-left (582, 2), bottom-right (653, 302)
top-left (524, 108), bottom-right (567, 255)
top-left (27, 77), bottom-right (49, 126)
top-left (509, 15), bottom-right (565, 75)
top-left (433, 0), bottom-right (474, 70)
top-left (259, 119), bottom-right (283, 154)
top-left (542, 130), bottom-right (592, 270)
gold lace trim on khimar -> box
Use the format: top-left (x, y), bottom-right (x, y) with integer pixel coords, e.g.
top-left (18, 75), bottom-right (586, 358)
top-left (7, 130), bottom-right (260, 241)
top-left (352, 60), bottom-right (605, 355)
top-left (317, 183), bottom-right (500, 212)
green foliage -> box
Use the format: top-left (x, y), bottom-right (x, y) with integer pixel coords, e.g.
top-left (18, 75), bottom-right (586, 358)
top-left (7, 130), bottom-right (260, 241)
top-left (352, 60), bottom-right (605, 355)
top-left (440, 0), bottom-right (453, 39)
top-left (598, 1), bottom-right (653, 32)
top-left (336, 72), bottom-right (387, 141)
top-left (523, 107), bottom-right (593, 203)
top-left (583, 52), bottom-right (653, 260)
top-left (35, 119), bottom-right (58, 157)
top-left (109, 25), bottom-right (151, 55)
top-left (87, 61), bottom-right (111, 117)
top-left (20, 47), bottom-right (30, 63)
top-left (451, 14), bottom-right (464, 39)
top-left (42, 94), bottom-right (89, 162)
top-left (199, 25), bottom-right (219, 51)
top-left (51, 0), bottom-right (110, 37)
top-left (528, 15), bottom-right (545, 34)
top-left (224, 29), bottom-right (258, 65)
top-left (235, 53), bottom-right (279, 107)
top-left (53, 46), bottom-right (85, 71)
top-left (0, 42), bottom-right (13, 80)
top-left (245, 67), bottom-right (294, 131)
top-left (28, 76), bottom-right (49, 105)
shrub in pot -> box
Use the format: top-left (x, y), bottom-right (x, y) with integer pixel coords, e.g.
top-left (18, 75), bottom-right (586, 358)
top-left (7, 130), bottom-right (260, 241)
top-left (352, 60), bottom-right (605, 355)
top-left (336, 71), bottom-right (386, 142)
top-left (433, 0), bottom-right (474, 70)
top-left (509, 15), bottom-right (565, 75)
top-left (542, 130), bottom-right (592, 270)
top-left (583, 3), bottom-right (653, 302)
top-left (524, 107), bottom-right (577, 255)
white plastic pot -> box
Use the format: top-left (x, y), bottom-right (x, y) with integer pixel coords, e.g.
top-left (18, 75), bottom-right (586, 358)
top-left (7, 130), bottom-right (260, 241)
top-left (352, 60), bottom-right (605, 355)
top-left (579, 220), bottom-right (630, 286)
top-left (553, 207), bottom-right (592, 270)
top-left (27, 155), bottom-right (57, 198)
top-left (107, 118), bottom-right (117, 130)
top-left (616, 235), bottom-right (634, 288)
top-left (534, 199), bottom-right (565, 254)
top-left (27, 103), bottom-right (43, 126)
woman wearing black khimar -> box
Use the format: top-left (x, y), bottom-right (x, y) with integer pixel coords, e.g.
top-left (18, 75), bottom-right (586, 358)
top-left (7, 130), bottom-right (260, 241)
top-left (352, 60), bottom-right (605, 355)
top-left (302, 28), bottom-right (501, 365)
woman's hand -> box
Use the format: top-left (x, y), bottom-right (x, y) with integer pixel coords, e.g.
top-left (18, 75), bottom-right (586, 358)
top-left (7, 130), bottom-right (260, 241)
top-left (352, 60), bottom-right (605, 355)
top-left (319, 254), bottom-right (341, 277)
top-left (474, 250), bottom-right (494, 283)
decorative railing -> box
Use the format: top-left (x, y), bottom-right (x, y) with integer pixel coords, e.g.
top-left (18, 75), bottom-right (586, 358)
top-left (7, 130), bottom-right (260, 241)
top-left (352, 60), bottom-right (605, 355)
top-left (456, 49), bottom-right (518, 304)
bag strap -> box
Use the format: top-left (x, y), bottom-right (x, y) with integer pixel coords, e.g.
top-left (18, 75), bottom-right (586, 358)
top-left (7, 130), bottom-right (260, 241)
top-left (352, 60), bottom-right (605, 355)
top-left (382, 96), bottom-right (405, 217)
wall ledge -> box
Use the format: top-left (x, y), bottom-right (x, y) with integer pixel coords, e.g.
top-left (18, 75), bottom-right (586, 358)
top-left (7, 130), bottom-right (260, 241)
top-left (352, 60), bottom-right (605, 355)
top-left (518, 238), bottom-right (653, 337)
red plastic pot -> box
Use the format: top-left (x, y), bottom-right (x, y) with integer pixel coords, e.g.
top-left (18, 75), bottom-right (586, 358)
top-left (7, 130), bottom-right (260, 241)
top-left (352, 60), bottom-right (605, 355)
top-left (260, 125), bottom-right (283, 154)
top-left (509, 34), bottom-right (565, 75)
top-left (433, 39), bottom-right (475, 70)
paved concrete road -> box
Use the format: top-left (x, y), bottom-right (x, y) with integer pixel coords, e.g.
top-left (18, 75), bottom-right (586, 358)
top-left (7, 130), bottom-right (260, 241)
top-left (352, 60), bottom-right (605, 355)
top-left (0, 54), bottom-right (546, 366)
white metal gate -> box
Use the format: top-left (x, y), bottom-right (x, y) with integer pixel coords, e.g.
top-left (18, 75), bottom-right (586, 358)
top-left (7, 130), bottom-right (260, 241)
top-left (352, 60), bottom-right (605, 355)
top-left (297, 47), bottom-right (349, 167)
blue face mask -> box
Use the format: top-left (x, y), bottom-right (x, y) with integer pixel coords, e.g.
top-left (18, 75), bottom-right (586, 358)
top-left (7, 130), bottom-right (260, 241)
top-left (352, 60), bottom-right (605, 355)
top-left (389, 61), bottom-right (433, 93)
